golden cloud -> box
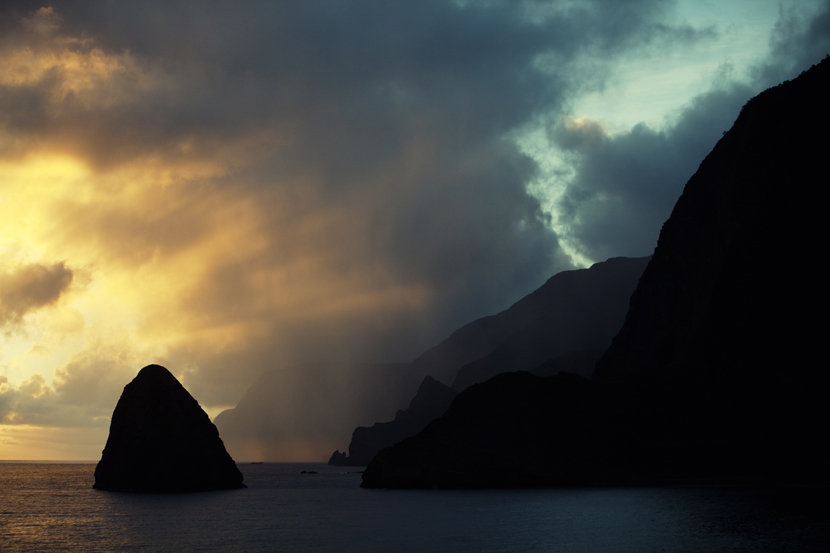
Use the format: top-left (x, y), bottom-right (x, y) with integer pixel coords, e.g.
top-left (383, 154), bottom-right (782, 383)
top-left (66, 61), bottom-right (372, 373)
top-left (0, 9), bottom-right (436, 422)
top-left (552, 116), bottom-right (608, 150)
top-left (0, 261), bottom-right (73, 331)
top-left (0, 3), bottom-right (573, 462)
top-left (0, 7), bottom-right (155, 111)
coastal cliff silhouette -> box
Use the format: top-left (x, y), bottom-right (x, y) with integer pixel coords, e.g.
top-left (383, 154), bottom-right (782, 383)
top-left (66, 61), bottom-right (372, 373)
top-left (329, 256), bottom-right (649, 466)
top-left (361, 56), bottom-right (830, 488)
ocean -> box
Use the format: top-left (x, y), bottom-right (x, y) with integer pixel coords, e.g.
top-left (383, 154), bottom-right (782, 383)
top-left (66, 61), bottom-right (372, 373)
top-left (1, 462), bottom-right (827, 552)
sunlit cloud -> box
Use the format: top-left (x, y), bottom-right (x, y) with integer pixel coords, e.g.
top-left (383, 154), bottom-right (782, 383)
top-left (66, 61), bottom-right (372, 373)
top-left (0, 261), bottom-right (73, 331)
top-left (0, 0), bottom-right (826, 460)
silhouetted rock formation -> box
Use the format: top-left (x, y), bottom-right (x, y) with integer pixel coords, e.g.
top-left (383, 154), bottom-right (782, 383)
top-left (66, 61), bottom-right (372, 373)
top-left (450, 257), bottom-right (648, 390)
top-left (592, 59), bottom-right (830, 385)
top-left (362, 57), bottom-right (830, 489)
top-left (94, 365), bottom-right (245, 492)
top-left (335, 257), bottom-right (647, 466)
top-left (363, 370), bottom-right (826, 488)
top-left (529, 349), bottom-right (604, 379)
top-left (330, 376), bottom-right (457, 466)
top-left (328, 450), bottom-right (347, 465)
top-left (407, 256), bottom-right (650, 390)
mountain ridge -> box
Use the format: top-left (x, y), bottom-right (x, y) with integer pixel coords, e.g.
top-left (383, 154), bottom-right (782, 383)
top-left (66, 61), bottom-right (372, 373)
top-left (328, 256), bottom-right (648, 465)
top-left (361, 55), bottom-right (830, 489)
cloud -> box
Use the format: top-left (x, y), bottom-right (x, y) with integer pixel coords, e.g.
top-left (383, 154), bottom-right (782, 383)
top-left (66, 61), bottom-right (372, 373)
top-left (753, 0), bottom-right (830, 86)
top-left (0, 1), bottom-right (695, 387)
top-left (551, 83), bottom-right (754, 262)
top-left (0, 261), bottom-right (73, 331)
top-left (551, 1), bottom-right (830, 264)
top-left (0, 1), bottom-right (824, 460)
top-left (0, 334), bottom-right (147, 427)
top-left (0, 373), bottom-right (57, 425)
top-left (551, 116), bottom-right (608, 151)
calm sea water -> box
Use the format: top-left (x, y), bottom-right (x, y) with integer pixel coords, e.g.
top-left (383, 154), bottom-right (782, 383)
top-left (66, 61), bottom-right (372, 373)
top-left (0, 462), bottom-right (827, 552)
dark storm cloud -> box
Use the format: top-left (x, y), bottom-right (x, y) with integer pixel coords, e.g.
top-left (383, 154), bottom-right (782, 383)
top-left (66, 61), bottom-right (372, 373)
top-left (754, 0), bottom-right (830, 87)
top-left (3, 1), bottom-right (667, 167)
top-left (0, 0), bottom-right (743, 445)
top-left (5, 0), bottom-right (705, 177)
top-left (554, 1), bottom-right (830, 264)
top-left (1, 1), bottom-right (700, 357)
top-left (552, 83), bottom-right (754, 262)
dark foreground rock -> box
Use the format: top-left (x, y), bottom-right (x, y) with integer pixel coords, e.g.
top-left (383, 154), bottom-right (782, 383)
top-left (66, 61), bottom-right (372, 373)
top-left (362, 370), bottom-right (827, 489)
top-left (529, 349), bottom-right (604, 379)
top-left (362, 57), bottom-right (830, 489)
top-left (94, 364), bottom-right (245, 492)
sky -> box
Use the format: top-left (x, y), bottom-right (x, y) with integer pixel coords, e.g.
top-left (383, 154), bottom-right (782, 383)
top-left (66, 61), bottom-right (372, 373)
top-left (0, 0), bottom-right (828, 460)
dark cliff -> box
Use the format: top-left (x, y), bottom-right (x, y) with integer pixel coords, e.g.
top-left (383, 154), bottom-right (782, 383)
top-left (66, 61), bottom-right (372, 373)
top-left (94, 364), bottom-right (245, 492)
top-left (362, 57), bottom-right (830, 489)
top-left (362, 369), bottom-right (826, 489)
top-left (593, 58), bottom-right (829, 384)
top-left (405, 256), bottom-right (650, 390)
top-left (333, 256), bottom-right (647, 467)
top-left (451, 256), bottom-right (649, 391)
top-left (330, 375), bottom-right (457, 466)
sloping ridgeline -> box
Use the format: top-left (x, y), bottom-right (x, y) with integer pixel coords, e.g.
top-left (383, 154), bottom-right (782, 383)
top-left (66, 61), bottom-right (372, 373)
top-left (362, 56), bottom-right (830, 489)
top-left (404, 256), bottom-right (651, 390)
top-left (329, 376), bottom-right (458, 466)
top-left (331, 256), bottom-right (649, 466)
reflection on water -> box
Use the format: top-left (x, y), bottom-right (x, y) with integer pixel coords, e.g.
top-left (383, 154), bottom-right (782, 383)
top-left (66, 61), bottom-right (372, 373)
top-left (0, 463), bottom-right (827, 552)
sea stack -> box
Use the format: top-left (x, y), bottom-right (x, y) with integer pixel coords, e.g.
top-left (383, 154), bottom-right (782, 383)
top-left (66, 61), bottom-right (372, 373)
top-left (94, 364), bottom-right (245, 492)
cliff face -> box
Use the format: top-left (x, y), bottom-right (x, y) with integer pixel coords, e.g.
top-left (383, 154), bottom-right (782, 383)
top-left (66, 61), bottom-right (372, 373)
top-left (331, 256), bottom-right (647, 466)
top-left (406, 256), bottom-right (650, 390)
top-left (451, 256), bottom-right (649, 391)
top-left (330, 376), bottom-right (457, 466)
top-left (362, 368), bottom-right (827, 489)
top-left (593, 58), bottom-right (830, 384)
top-left (94, 365), bottom-right (245, 492)
top-left (362, 57), bottom-right (830, 489)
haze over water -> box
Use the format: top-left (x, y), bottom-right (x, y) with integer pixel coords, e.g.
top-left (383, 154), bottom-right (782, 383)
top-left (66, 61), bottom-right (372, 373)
top-left (1, 463), bottom-right (826, 552)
